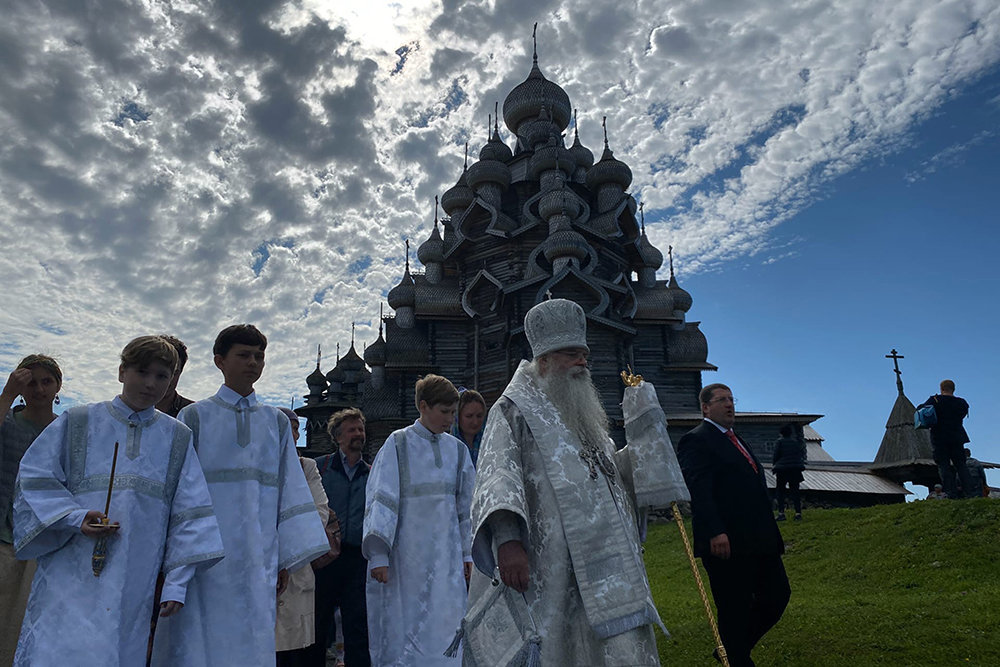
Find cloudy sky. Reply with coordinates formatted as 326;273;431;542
2;0;998;488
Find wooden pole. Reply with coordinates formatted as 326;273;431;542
671;501;729;667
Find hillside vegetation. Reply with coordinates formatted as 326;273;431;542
645;499;1000;666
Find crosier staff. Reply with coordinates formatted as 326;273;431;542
619;368;728;667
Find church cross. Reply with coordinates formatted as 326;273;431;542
532;22;538;65
886;348;905;394
602;116;608;149
545;289;553;300
315;344;322;369
404;239;410;272
639;202;645;234
668;245;674;277
351;321;356;347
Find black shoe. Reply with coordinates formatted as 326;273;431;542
776;513;786;521
794;513;802;521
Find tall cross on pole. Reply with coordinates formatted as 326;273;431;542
886;348;905;394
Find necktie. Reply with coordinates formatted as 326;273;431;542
725;429;758;473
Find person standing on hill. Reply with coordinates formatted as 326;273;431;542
918;380;973;499
772;424;806;521
678;383;789;667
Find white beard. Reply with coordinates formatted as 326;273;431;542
530;360;610;449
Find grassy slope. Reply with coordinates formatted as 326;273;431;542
644;499;1000;666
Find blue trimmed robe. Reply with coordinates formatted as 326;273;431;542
151;386;328;666
13;398;224;667
362;420;475;666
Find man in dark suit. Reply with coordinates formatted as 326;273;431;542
918;379;972;499
313;408;372;667
678;383;789;667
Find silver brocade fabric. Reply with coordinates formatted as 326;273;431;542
463;361;667;666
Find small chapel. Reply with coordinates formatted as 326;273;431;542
295;34;913;506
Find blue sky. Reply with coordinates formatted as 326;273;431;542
686;64;1000;490
1;1;998;493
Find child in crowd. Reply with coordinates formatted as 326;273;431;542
151;324;328;667
363;374;475;666
13;336;224;666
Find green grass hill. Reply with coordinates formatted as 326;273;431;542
645;499;1000;666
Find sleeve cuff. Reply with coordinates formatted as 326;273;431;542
488;510;522;547
57;509;89;533
160;564;196;604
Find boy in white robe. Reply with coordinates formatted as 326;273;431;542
151;324;329;667
363;374;476;666
13;336;224;667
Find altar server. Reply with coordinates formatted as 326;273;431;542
13;336;224;667
152;324;328;666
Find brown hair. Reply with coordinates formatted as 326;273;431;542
699;383;731;406
120;336;179;372
159;335;189;371
17;354;63;390
213;324;267;357
940;379;956;393
458;389;486;414
327;408;366;441
415;374;459;409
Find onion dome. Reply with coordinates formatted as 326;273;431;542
568;113;594;170
387;265;416;310
538;187;580;221
306;365;327;394
418;219;445;266
479;114;513;163
325;360;345;385
338;344;368;383
441;143;475;216
542;228;589;263
441;169;474;217
523;106;557;151
364;330;386;367
636;206;663;270
529;132;575;180
586;117;632;191
665;244;692;312
637;233;663;270
667;273;692;313
586;144;633;191
466;156;511;190
364;306;387;367
502;38;571;134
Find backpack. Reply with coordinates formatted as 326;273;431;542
914;397;937;429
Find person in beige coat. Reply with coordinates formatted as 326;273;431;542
276;408;341;666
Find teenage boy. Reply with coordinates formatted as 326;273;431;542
152;324;328;666
363;374;476;665
13;336;224;667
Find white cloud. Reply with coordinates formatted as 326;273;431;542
1;0;998;406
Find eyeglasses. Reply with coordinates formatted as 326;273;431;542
708;396;737;405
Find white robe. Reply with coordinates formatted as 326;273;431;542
13;399;224;667
462;364;687;666
363;420;475;666
151;387;329;666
